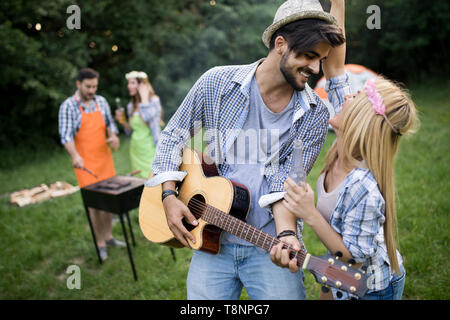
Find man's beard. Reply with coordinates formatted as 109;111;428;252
279;52;307;91
79;91;94;101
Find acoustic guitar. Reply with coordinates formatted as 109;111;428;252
139;148;368;298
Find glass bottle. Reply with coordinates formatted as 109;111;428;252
288;138;306;184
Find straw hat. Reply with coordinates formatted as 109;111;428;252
262;0;338;48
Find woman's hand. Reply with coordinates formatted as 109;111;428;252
282;177;317;224
138;83;150;104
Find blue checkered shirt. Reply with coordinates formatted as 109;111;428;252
325;71;352;114
330;166;403;293
58;92;118;145
147;60;349;196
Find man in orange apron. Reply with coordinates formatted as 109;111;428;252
58;68;125;260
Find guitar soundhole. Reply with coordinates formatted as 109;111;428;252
184;194;206;231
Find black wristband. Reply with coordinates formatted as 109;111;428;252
276;230;297;239
162;189;179;202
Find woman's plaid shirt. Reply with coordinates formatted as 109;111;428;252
330;166;403;292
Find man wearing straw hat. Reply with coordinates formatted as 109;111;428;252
147;0;350;299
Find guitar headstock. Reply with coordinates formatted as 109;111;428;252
305;253;368;298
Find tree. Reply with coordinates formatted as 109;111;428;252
0;0;283;149
1;0;447;151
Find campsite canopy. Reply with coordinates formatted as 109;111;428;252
314;64;378;119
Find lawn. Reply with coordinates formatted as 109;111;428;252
0;80;448;299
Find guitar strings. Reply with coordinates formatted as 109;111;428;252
185;197;307;263
187;197;306;260
184;198;360;292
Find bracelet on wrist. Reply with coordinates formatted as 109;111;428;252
161;189;179;202
276;230;297;239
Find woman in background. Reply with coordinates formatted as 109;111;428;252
115;71;162;178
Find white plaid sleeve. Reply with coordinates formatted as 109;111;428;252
58;99;76;145
325;73;351;114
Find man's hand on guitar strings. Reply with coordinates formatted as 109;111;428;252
270;239;300;273
162;195;198;248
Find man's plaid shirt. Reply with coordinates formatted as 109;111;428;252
58;92;118;145
147;59;349;199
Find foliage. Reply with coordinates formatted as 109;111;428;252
343;0;450;81
0;0;448;150
0;0;282;149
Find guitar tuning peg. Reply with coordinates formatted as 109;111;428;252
334;251;343;259
361;265;368;274
348;258;356;266
321;286;330;293
335;291;343;299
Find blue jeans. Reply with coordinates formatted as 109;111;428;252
362;265;406;300
187;244;305;300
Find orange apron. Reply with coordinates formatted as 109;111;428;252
73;94;116;188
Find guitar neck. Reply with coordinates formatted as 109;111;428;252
203;205;307;267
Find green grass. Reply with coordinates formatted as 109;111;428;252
0;79;448;299
0;138;193;299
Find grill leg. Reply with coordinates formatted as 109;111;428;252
125;212;136;247
84;204;102;265
119;213;138;281
170;248;176;262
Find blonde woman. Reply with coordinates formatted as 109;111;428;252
270;0;419;300
272;77;418;300
115;71;162;178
